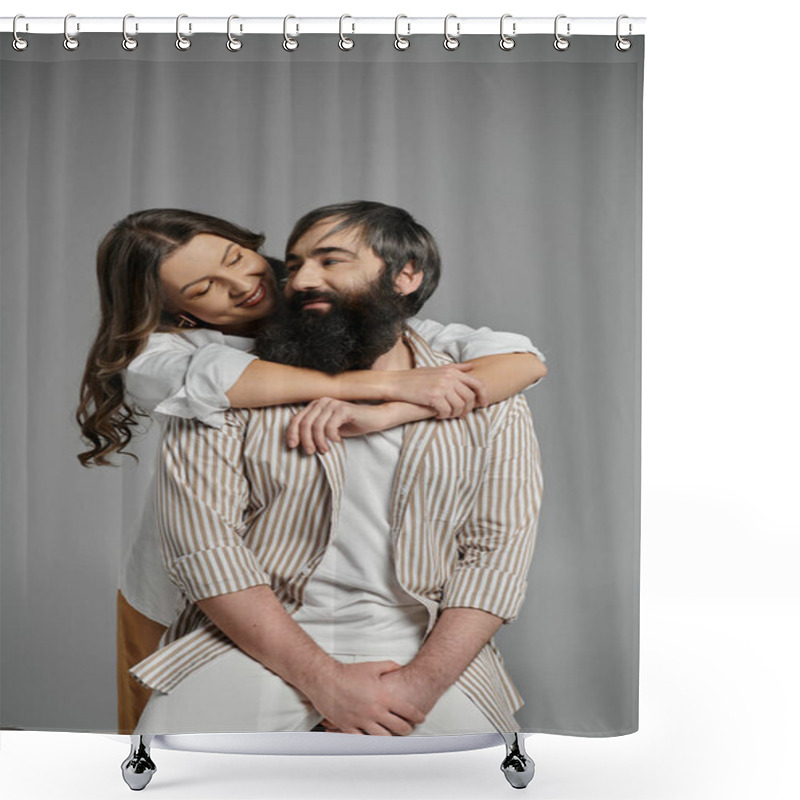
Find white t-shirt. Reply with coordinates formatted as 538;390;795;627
121;318;545;624
292;427;430;657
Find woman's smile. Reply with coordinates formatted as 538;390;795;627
237;280;268;308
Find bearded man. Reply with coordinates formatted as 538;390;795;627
131;201;542;738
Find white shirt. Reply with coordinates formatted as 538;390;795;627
292;427;430;657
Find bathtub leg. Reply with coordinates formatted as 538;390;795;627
500;732;535;789
121;734;157;791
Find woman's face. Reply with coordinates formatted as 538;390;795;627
159;234;278;335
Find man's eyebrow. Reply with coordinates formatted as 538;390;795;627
179;243;235;293
312;246;359;258
284;246;357;266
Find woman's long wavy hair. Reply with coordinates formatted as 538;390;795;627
76;208;272;467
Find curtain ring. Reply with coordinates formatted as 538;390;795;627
283;15;299;51
553;14;570;51
339;15;355;51
12;15;29;51
394;15;410;51
499;14;516;51
615;15;632;51
176;14;191;51
227;15;243;52
122;15;138;51
443;14;460;51
63;13;80;51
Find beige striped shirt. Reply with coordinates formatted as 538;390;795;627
131;326;542;732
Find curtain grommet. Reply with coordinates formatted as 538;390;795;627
63;13;80;51
12;15;29;51
615;15;632;51
443;14;460;51
394;15;410;51
176;14;192;51
553;14;570;51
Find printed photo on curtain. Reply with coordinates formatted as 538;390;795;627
0;21;643;787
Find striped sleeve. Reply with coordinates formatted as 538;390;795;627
440;396;542;623
156;411;272;602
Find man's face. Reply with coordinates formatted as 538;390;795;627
284;218;386;310
254;217;410;374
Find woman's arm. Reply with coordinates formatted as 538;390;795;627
285;354;546;455
286;399;432;454
226;359;489;417
127;331;486;426
128;323;545;428
466;353;547;405
407;317;547;402
229;341;546;415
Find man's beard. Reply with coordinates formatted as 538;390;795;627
254;271;408;374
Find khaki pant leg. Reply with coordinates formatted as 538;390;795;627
117;590;168;734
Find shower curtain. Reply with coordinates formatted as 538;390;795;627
0;29;643;737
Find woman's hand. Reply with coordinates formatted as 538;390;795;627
385;364;488;418
286;398;398;454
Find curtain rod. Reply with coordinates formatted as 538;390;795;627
1;16;646;37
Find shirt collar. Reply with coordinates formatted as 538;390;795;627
401;323;454;368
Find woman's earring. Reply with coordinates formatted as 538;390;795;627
175;313;198;329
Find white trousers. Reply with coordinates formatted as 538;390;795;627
135;647;499;736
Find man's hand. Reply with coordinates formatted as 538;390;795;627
377;664;444;717
306;660;427;736
325;608;506;733
321;664;445;734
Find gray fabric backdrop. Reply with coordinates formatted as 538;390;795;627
0;32;643;735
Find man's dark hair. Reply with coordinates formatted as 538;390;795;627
285;200;441;316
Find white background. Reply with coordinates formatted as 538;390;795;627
2;1;798;798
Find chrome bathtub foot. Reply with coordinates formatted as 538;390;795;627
500;732;535;789
121;734;157;791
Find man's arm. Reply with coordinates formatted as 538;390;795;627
196;585;344;706
375;397;542;718
196;585;425;735
156;414;427;735
370;608;502;717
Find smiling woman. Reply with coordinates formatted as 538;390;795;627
159;234;279;336
75;208;280;466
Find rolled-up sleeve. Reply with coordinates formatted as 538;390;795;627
407;317;546;364
156;411;271;602
440;395;543;623
126;333;258;428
